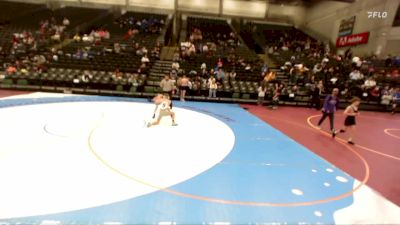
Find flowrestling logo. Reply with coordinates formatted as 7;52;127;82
336;32;370;47
367;11;388;19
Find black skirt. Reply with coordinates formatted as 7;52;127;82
344;116;356;126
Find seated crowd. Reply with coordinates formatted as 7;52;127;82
0;5;399;113
1;9;167;92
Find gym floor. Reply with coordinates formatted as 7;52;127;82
0;91;399;225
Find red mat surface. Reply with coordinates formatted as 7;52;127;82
0;89;31;98
242;104;400;206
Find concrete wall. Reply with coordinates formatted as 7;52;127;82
129;0;174;10
223;0;266;18
304;0;400;57
82;0;124;5
177;0;219;14
267;4;306;26
3;0;305;22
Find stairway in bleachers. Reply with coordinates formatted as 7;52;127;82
144;60;173;93
258;54;278;68
160;47;177;61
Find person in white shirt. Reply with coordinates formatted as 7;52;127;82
349;69;363;81
363;77;376;90
202;45;208;53
160;74;175;96
141;55;150;63
229;70;236;81
82;34;89;42
313;63;322;74
171;62;180;70
208;76;218;98
200;62;206;70
356;60;362;68
257;84;267;105
147;94;177;127
62;17;70;26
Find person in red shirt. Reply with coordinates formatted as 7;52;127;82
217;58;223;68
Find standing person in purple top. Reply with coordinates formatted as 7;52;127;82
317;88;340;138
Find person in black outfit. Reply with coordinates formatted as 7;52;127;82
339;97;361;145
310;81;323;109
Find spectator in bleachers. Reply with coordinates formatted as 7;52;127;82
82;70;93;85
313;63;323;74
349;69;364;81
134;43;142;56
137;63;147;74
208;75;217;98
202;44;208;53
310;80;324;109
200;62;207;71
141;54;150;64
216;68;225;82
160;74;175;97
392;88;400;114
6;65;16;74
62;17;70;26
381;86;392;106
290;64;302;84
129;74;140;87
271;84;283;110
268;46;274;55
171;61;180;71
104;29;110;39
114;43;121;54
281;44;289;51
261;63;268;74
187;43;196;56
385;55;392;68
173;50;180;62
192;74;203;96
142;46;148;55
257;84;267;105
82;34;93;43
73;33;81;42
362;77;376;91
344;48;352;60
228;70;236;81
245;63;252;71
393;56;400;67
52;53;58;62
151;46;160;59
216;58;223;68
365;86;379;102
112;68;123;80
